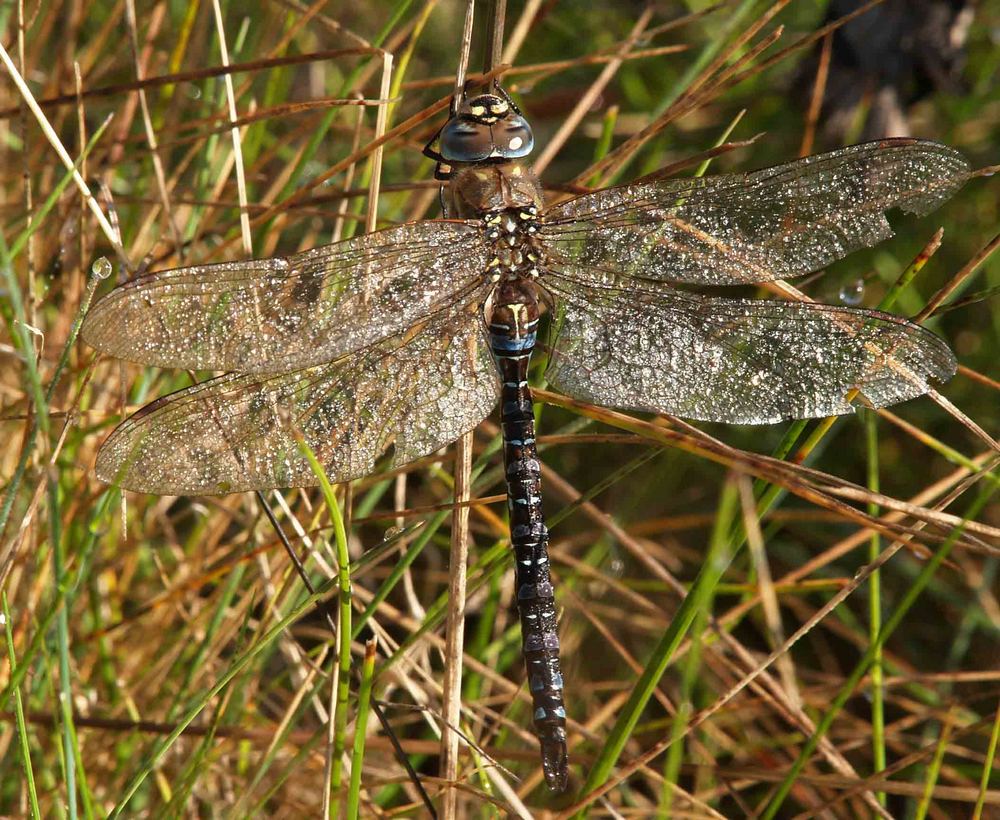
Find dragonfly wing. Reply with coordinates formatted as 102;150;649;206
96;303;498;495
544;273;956;424
82;220;488;373
541;139;970;286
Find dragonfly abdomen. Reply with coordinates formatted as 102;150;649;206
487;283;568;791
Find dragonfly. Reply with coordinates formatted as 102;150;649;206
82;85;972;791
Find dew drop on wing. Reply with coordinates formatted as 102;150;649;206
839;278;865;305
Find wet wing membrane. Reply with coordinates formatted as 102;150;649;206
83;220;489;374
96;304;498;495
544;273;956;424
541;139;970;287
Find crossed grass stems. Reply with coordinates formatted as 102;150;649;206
4;3;995;810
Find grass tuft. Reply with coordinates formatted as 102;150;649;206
1;1;997;816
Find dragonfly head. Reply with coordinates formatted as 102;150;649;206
424;87;534;175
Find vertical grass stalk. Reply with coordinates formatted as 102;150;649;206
297;436;352;815
972;704;1000;819
577;476;739;810
759;483;996;819
864;409;886;805
3;593;41;819
347;639;379;819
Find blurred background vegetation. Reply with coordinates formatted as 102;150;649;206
1;0;997;816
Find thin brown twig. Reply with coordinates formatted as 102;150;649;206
442;5;477;814
915;230;1000;323
799;31;832;157
0;47;385;120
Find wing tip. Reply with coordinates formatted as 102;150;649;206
894;140;973;217
930;335;959;384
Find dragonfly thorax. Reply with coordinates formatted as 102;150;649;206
447;162;543;217
484;207;544;283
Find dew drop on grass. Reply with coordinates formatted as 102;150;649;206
91;257;112;280
839;278;865;305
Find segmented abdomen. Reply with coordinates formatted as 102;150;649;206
488;300;568;791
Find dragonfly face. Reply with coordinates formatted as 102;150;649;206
82;78;974;792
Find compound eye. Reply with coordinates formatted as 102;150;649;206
498;115;534;158
439;120;494;162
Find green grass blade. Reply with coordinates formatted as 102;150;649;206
107;576;339;817
758;482;997;819
296;434;352;814
914;712;954;820
864;408;886;805
347;639;378;819
972;704;1000;819
3;592;42;819
576;476;739;810
49;476;80;820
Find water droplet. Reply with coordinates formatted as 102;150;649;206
383;525;402;542
839;278;864;305
91;257;112;279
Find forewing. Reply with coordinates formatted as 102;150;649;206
96;303;498;495
541;140;970;286
82;220;488;373
544;273;956;424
